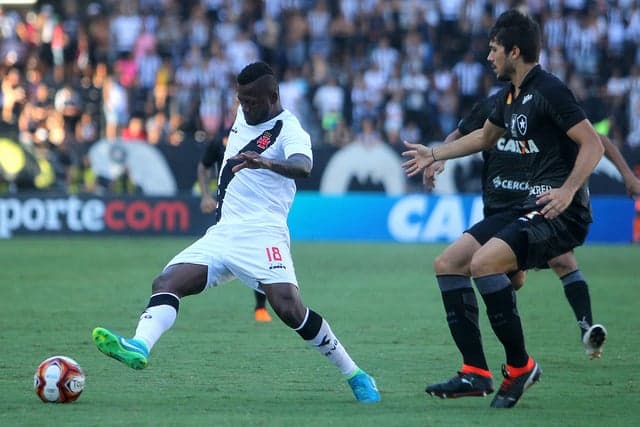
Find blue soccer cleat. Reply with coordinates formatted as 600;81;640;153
348;369;381;403
92;327;149;370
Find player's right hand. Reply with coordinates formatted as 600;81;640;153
230;151;271;173
423;160;446;190
200;194;217;214
536;187;573;219
402;141;435;177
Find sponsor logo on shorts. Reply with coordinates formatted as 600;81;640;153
269;263;287;270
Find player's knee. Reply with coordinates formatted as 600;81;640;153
469;254;492;277
264;285;305;328
548;257;577;277
270;301;303;328
151;274;175;294
433;254;447;274
433;253;468;275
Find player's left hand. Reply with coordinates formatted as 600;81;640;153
536;187;573;219
625;176;640;199
402;141;435;177
423;160;446;190
231;151;272;173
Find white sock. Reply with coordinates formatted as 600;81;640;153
305;319;358;376
133;294;178;351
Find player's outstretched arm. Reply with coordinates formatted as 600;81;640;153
422;128;462;189
402;121;501;177
231;152;312;179
600;134;640;198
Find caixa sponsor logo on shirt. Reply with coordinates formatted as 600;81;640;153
0;197;190;238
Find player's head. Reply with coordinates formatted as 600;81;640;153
236;61;281;125
487;10;541;81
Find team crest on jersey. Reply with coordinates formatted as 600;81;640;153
517;114;527;135
257;132;272;149
251;120;283;151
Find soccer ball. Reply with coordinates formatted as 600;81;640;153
34;356;85;403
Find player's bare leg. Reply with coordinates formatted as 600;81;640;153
263;282;380;402
433;233;480;276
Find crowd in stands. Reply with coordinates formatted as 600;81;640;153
0;0;639;194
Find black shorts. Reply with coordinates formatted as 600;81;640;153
466;209;589;270
466;209;520;246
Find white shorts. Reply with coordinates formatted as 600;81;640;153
164;222;298;292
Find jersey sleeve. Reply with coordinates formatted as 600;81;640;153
488;88;509;128
459;94;497;135
282;125;313;162
539;79;586;132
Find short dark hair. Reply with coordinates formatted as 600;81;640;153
237;61;275;85
489;10;541;63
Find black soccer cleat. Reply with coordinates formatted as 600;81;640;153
426;372;494;399
490;360;541;408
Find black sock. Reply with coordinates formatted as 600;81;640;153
438;275;489;370
254;290;267;310
561;270;592;336
475;274;528;368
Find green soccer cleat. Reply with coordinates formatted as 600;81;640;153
92;327;149;370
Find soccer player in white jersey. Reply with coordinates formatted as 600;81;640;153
92;62;380;403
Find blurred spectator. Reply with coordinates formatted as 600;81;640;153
110;3;142;59
0;0;637;195
313;75;345;133
122;115;147;141
452;50;484;116
102;72;128;139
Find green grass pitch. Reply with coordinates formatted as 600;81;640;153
1;237;638;426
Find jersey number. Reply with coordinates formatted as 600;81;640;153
266;247;282;262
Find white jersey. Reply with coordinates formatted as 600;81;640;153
216;108;312;227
